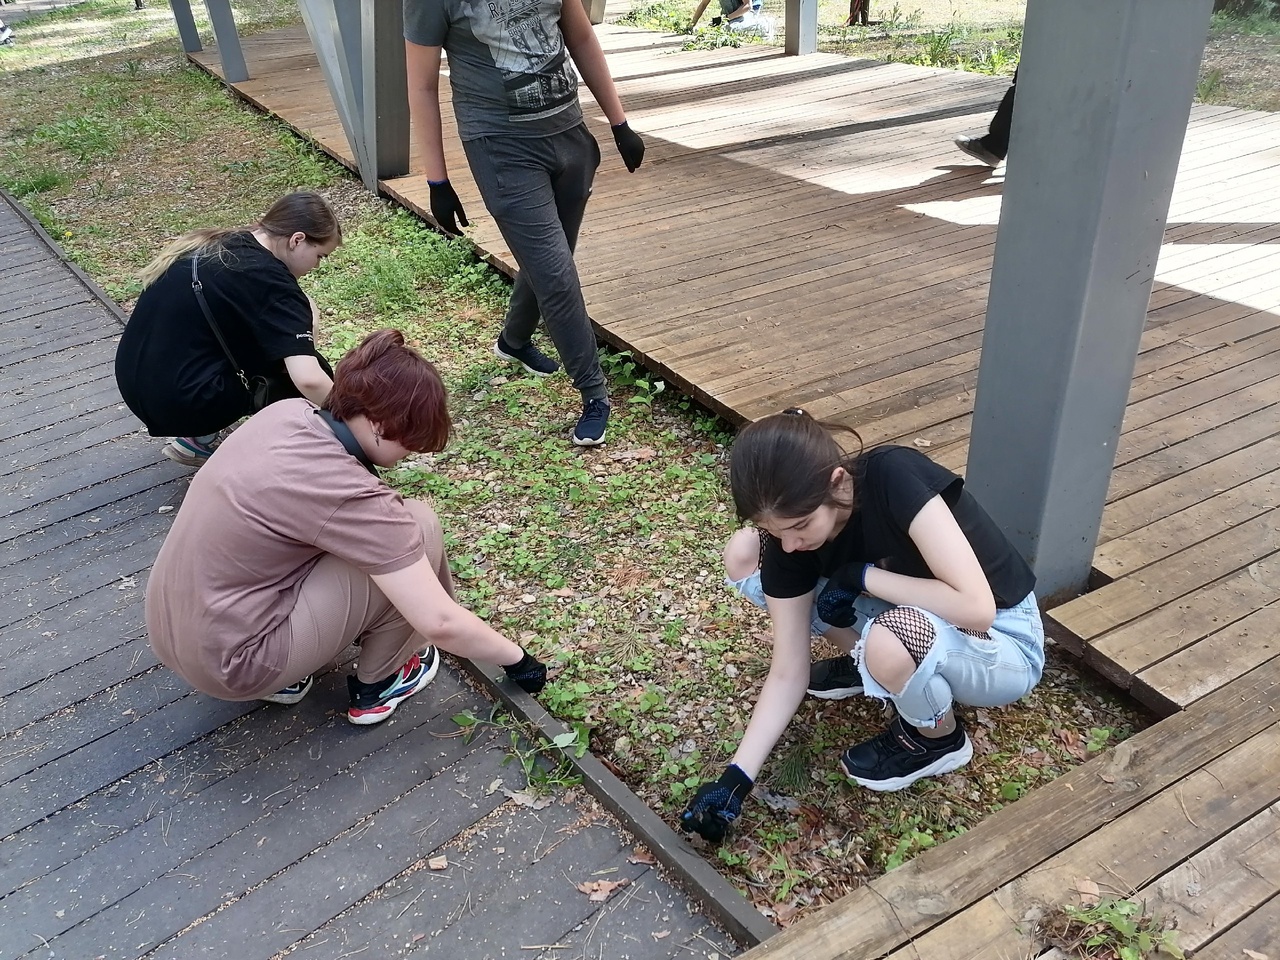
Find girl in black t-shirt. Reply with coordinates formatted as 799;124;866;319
114;192;341;468
681;409;1045;842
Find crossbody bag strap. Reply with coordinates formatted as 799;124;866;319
191;256;252;395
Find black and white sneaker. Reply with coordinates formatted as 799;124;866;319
953;134;1003;167
572;397;610;446
807;656;863;700
840;716;972;791
494;334;560;377
261;674;314;706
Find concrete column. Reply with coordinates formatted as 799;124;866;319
203;0;247;82
362;0;410;184
966;0;1214;602
784;0;818;54
167;0;201;53
783;0;814;55
581;0;607;25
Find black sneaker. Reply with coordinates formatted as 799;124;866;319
347;647;439;725
261;674;314;705
572;397;610;447
494;334;560;377
840;716;972;792
953;134;1003;167
807;656;863;699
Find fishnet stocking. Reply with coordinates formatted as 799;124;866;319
875;607;937;666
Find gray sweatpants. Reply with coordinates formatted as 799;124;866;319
462;123;607;401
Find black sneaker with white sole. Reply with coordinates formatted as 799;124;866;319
261;674;314;705
494;334;560;377
953;134;1004;167
572;397;610;446
840;716;972;791
807;656;863;699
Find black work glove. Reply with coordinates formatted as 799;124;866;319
503;649;548;694
815;562;873;629
427;179;469;236
680;764;752;842
710;15;723;25
611;121;645;173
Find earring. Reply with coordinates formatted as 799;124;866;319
374;432;382;445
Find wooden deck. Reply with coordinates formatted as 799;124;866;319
191;24;1280;724
184;21;1280;956
0;191;740;959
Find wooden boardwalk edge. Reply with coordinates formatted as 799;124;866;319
738;654;1280;959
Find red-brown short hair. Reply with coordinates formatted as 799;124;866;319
324;329;451;452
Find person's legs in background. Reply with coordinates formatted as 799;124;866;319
954;67;1017;166
464;126;611;446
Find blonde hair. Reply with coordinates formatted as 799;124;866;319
138;192;341;289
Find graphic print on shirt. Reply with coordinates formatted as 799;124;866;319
463;0;578;121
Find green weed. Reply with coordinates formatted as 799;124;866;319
1040;897;1185;960
453;708;587;793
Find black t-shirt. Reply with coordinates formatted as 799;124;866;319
760;445;1035;608
115;233;316;436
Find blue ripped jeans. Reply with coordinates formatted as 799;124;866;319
727;572;1045;727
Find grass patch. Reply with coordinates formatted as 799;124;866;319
2;0;1156;924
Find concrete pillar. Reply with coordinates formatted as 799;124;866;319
168;0;201;53
784;0;818;54
203;0;247;82
966;0;1215;602
361;0;410;184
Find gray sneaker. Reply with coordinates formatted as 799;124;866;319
953;134;1003;167
807;656;863;700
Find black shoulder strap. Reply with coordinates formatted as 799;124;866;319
191;256;252;396
314;408;377;475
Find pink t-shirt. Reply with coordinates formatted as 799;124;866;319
146;399;425;697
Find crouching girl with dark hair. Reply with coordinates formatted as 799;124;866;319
146;329;547;725
680;408;1044;841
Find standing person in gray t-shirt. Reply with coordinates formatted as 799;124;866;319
405;0;645;447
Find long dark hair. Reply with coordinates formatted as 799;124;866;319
729;409;863;521
138;192;341;288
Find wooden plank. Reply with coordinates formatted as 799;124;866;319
877;720;1280;960
1087;555;1280;688
0;440;171;518
1134;600;1280;710
0;461;186;547
0;664;191;786
1095;468;1280;576
1098;434;1280;547
1189;891;1280;959
0;693;253;839
0;636;160;734
0;667;356;899
737;657;1280;960
1050;511;1279;643
85;732;509;960
0;671;477;947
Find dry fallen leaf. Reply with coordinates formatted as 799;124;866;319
428;855;448;870
627;846;657;865
503;787;555;810
911;437;933;448
576;878;630;902
651;930;670;940
1242;950;1269;959
1074;877;1101;907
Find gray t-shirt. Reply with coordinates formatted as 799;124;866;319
404;0;585;141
